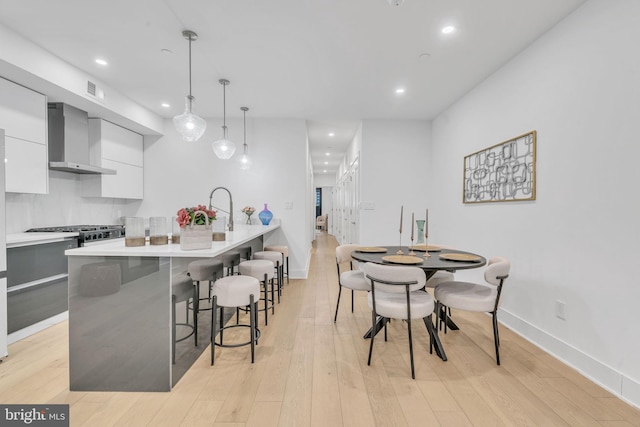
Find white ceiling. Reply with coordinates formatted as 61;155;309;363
0;0;585;176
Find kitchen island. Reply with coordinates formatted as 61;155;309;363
65;222;280;392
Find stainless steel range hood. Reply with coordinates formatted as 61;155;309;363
48;103;116;175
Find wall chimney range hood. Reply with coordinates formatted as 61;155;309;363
48;103;116;175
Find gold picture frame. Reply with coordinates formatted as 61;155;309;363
463;130;536;204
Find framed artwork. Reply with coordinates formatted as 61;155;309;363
463;130;536;204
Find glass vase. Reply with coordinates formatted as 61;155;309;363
416;220;425;244
258;203;273;225
246;213;253;225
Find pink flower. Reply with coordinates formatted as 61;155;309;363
176;205;217;228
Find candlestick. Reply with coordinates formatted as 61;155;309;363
397;205;404;255
409;212;415;255
411;212;414;241
424;209;431;258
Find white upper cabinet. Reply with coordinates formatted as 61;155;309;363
0;76;48;194
82;118;144;199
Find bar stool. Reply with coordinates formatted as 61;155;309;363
187;259;224;346
264;245;289;284
220;251;241;276
211;275;261;365
239;260;276;325
253;251;283;303
172;275;197;364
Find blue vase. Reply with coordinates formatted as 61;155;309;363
258;203;273;225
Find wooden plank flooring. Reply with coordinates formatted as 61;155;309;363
1;232;639;426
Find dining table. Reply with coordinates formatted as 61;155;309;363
351;245;486;361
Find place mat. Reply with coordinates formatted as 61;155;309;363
409;244;442;252
356;246;388;253
439;253;482;262
382;255;424;265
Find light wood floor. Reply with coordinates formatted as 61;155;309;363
1;232;639;426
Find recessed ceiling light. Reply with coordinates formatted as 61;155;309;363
328;132;335;137
324;161;328;165
95;58;108;66
395;88;406;95
325;152;330;156
442;26;455;34
161;103;170;108
323;170;327;173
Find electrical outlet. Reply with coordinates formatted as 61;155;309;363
555;300;566;320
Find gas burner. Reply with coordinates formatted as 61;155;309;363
26;225;126;245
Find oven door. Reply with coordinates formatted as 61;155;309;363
7;238;78;339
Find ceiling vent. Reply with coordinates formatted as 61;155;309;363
87;80;105;100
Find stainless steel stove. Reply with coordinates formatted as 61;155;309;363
26;225;125;246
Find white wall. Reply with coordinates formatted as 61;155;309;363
136;117;311;278
5;171;138;233
359;119;431;246
430;0;640;407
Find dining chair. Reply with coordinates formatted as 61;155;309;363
334;244;370;322
364;262;437;379
434;256;511;365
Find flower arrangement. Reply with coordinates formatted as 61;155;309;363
176;205;216;228
241;206;256;216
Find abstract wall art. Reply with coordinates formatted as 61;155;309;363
463;130;536;204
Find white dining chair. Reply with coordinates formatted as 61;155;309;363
434;256;511;365
364;262;437;379
334;244;370;322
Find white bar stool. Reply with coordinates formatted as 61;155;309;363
264;245;289;284
211;275;261;365
239;259;276;325
253;251;283;303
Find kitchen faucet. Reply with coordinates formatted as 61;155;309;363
208;186;234;231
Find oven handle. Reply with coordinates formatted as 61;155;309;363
7;273;68;293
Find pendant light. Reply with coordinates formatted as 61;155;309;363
212;79;236;159
238;107;252;170
173;30;207;142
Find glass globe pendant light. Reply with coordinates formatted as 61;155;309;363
212;79;236;159
238;107;252;170
173;30;207;142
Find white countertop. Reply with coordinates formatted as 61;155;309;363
7;232;80;248
65;223;280;257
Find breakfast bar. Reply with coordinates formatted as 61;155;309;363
65;223;280;392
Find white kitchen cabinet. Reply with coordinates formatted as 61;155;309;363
0;77;48;194
0;77;47;144
82;118;144;199
4;136;48;194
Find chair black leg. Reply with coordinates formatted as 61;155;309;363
492;312;501;365
270;277;275;314
250;294;256;363
367;309;376;366
407;317;415;379
211;296;217;365
254;300;260;345
286;257;290;284
334;286;343;322
351;289;355;312
219;305;225;344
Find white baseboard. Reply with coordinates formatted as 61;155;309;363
499;308;640;409
7;312;68;345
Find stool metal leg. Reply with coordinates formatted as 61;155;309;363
172;294;177;364
211;295;217;365
250;294;256;363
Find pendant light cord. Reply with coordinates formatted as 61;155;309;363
243;108;248;154
188;35;193;99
